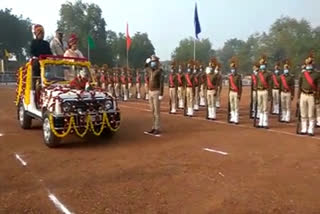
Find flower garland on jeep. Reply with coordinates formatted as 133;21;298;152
49;112;120;138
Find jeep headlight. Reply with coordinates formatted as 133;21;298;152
105;100;113;110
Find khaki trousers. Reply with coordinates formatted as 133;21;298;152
280;92;291;113
194;86;199;107
121;84;128;99
149;90;161;130
169;88;177;109
144;83;149;98
229;91;239;112
177;86;185;107
128;83;132;97
252;90;257;111
136;83;141;96
108;84;113;94
300;92;315;120
200;84;207;105
114;83;120;98
272;89;279;106
257;90;268;114
207;89;216;108
186;87;193;108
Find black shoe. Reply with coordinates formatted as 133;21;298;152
147;129;156;134
308;133;314;136
153;130;161;135
264;126;269;129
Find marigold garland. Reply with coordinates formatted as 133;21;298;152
49;112;120;138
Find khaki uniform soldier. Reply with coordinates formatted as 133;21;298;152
113;69;120;98
145;55;164;136
135;69;142;99
216;69;223;108
185;62;194;116
193;65;202;111
127;69;133;98
228;58;242;124
144;59;150;100
250;64;259;118
199;67;207;107
168;63;178;114
298;55;320;136
120;68;128;101
206;58;219;120
271;63;281;114
177;65;185;109
107;69;114;95
279;61;295;123
100;66;107;90
256;56;272;128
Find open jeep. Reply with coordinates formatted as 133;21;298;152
16;55;120;148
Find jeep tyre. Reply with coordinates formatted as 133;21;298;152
43;112;61;148
18;103;32;129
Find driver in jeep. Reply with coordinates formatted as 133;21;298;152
70;69;92;91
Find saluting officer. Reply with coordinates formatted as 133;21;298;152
228;58;242;124
298;54;320;136
279;60;295;123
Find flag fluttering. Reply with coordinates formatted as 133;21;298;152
126;23;132;51
88;36;95;49
194;3;201;39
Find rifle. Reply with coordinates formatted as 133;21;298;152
253;90;258;127
296;100;301;134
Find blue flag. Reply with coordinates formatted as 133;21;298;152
194;3;201;39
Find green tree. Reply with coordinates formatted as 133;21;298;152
0;9;32;62
57;0;111;65
171;37;215;64
129;32;155;68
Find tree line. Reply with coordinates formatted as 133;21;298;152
0;0;155;68
172;16;320;76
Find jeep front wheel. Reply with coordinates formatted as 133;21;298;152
43;113;61;148
18;103;32;129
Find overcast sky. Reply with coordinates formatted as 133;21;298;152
2;0;320;60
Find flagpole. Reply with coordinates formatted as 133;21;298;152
193;38;196;61
126;48;129;69
88;40;90;61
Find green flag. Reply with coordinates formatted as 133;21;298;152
88;36;95;49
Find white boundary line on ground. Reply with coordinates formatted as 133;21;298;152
14;153;27;166
12;154;74;213
48;193;73;214
120;104;320;141
203;148;229;155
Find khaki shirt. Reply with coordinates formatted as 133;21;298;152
279;74;295;96
147;67;164;95
228;73;242;97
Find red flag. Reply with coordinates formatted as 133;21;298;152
126;23;132;51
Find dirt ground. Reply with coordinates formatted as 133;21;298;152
1;86;320;214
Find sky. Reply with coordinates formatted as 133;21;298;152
2;0;320;60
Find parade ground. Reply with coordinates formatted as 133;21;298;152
1;86;320;214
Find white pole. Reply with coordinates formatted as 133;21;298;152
193;38;196;61
88;40;90;61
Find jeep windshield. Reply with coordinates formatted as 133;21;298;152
44;64;92;83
